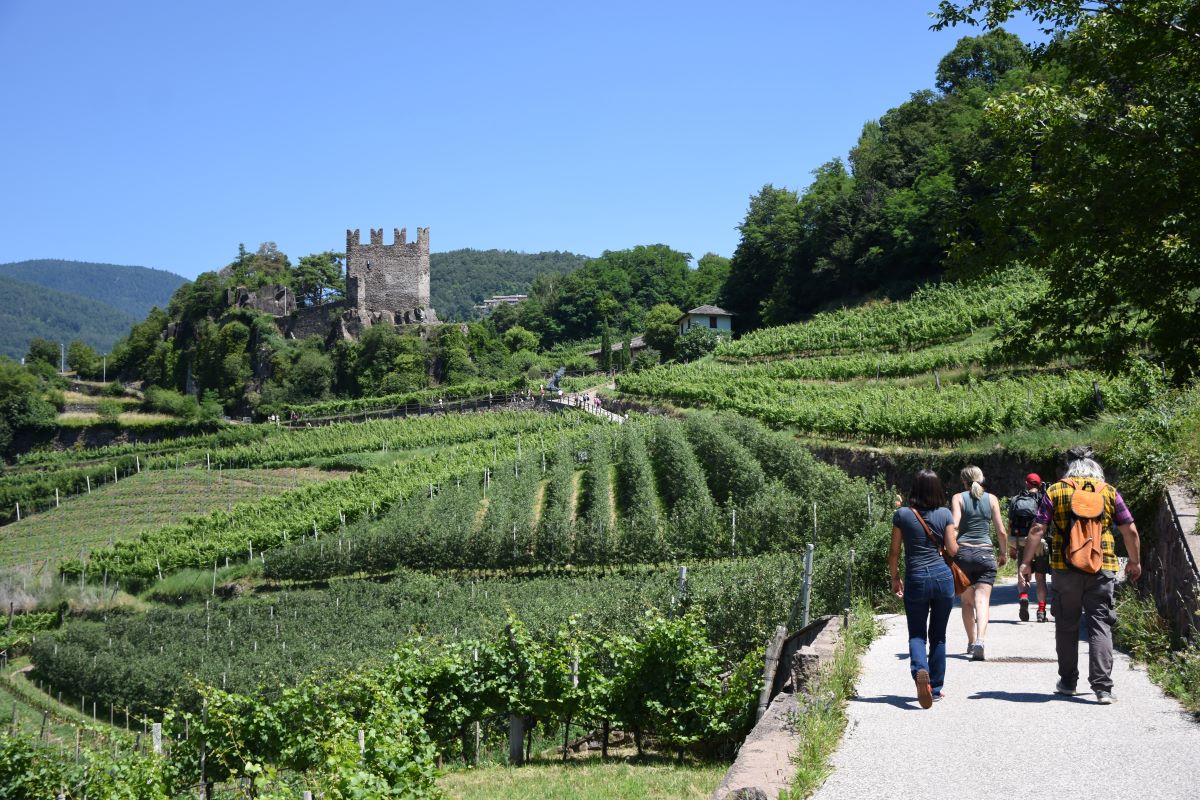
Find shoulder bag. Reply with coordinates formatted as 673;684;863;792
910;507;971;595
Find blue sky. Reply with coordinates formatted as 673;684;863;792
0;1;1041;280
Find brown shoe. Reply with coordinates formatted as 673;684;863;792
916;669;933;709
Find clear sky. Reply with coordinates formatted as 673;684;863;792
0;1;1041;280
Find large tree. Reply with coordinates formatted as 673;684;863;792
934;0;1200;378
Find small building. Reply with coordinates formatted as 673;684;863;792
676;305;733;335
476;294;528;315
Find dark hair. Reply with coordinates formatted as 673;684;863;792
909;469;946;510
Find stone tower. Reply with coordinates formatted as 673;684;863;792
345;226;437;324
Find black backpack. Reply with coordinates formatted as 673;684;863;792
1012;491;1041;534
1010;490;1039;534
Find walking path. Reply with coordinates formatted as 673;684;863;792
814;581;1200;799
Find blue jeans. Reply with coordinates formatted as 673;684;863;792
904;565;955;694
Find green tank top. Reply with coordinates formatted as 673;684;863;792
958;491;994;546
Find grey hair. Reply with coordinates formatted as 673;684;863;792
1066;458;1105;481
961;465;985;500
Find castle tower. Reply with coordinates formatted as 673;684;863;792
345;226;436;324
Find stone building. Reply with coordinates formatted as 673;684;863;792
345;227;438;326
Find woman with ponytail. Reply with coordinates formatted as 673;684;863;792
949;465;1008;661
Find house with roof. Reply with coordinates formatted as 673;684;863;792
676;305;733;335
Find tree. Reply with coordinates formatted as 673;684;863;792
0;358;56;455
599;326;613;372
677;327;728;362
66;340;101;378
643;304;683;360
502;325;540;353
291;252;345;307
25;338;59;369
688;254;730;308
934;0;1200;379
934;28;1029;93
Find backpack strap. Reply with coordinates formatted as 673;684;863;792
910;507;944;551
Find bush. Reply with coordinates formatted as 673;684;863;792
95;398;123;424
143;386;200;420
102;381;125;397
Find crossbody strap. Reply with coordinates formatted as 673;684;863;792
909;507;944;552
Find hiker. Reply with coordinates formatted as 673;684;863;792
889;469;957;708
1020;449;1142;704
1010;473;1049;622
949;465;1008;661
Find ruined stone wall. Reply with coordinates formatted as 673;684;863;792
285;302;347;340
345;226;435;324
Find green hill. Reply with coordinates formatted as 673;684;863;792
0;259;187;320
0;275;138;360
430;249;589;320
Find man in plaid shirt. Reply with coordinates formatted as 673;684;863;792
1019;449;1142;704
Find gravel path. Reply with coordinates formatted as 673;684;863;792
814;581;1200;799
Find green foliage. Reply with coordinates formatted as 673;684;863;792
717;266;1043;360
934;1;1200;380
291;250;345;306
689;254;731;309
0;276;141;362
620;364;1152;443
502;325;540;353
0;735;170;800
676;327;727;361
95;398;123;424
0;259;186;320
25;337;60;367
643;303;682;360
0;357;57;456
1114;586;1200;714
429;249;590;321
66;339;101;378
142;387;201;420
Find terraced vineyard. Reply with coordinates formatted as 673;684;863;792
0;468;344;570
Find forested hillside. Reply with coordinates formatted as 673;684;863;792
0;260;187;319
429;248;590;320
0;275;138;359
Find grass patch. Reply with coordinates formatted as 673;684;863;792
439;757;725;800
1114;587;1200;714
780;602;881;799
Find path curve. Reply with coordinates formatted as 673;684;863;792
814;582;1200;799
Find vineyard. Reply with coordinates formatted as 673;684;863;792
714;266;1044;360
2;407;892;797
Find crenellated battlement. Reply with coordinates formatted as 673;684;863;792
344;224;436;324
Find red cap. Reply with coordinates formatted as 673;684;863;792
1025;473;1042;486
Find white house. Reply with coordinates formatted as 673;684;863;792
676;305;733;335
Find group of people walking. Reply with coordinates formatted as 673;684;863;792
888;449;1142;709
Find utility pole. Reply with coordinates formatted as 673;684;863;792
60;342;65;374
102;354;106;383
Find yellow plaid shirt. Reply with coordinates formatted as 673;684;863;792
1043;479;1120;572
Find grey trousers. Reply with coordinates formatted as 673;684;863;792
1051;569;1117;692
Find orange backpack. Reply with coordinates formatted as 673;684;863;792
1061;479;1106;573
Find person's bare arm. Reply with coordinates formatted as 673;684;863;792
1020;522;1047;581
889;526;904;596
944;520;960;558
1119;522;1142;582
990;494;1008;564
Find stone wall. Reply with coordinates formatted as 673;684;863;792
345;227;437;324
1144;486;1200;640
285;302;346;341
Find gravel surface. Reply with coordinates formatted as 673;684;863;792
814;581;1200;799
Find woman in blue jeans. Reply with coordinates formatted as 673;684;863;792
889;469;957;708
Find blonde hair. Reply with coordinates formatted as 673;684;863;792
961;465;985;500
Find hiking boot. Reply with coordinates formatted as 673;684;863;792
971;642;985;662
1055;680;1078;696
1095;690;1115;705
915;669;933;709
1019;597;1030;622
1036;608;1047;623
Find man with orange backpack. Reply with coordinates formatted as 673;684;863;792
1019;448;1142;704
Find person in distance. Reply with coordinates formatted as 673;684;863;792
1009;473;1050;622
950;465;1008;662
889;469;957;708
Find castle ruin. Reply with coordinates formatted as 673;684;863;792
345;227;438;326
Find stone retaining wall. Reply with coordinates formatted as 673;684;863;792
1145;486;1200;641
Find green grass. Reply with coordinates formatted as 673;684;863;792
1114;588;1200;714
0;467;345;570
1;657;132;752
780;603;880;799
439;758;725;800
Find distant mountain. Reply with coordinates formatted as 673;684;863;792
0;259;187;319
0;275;139;360
430;249;590;320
